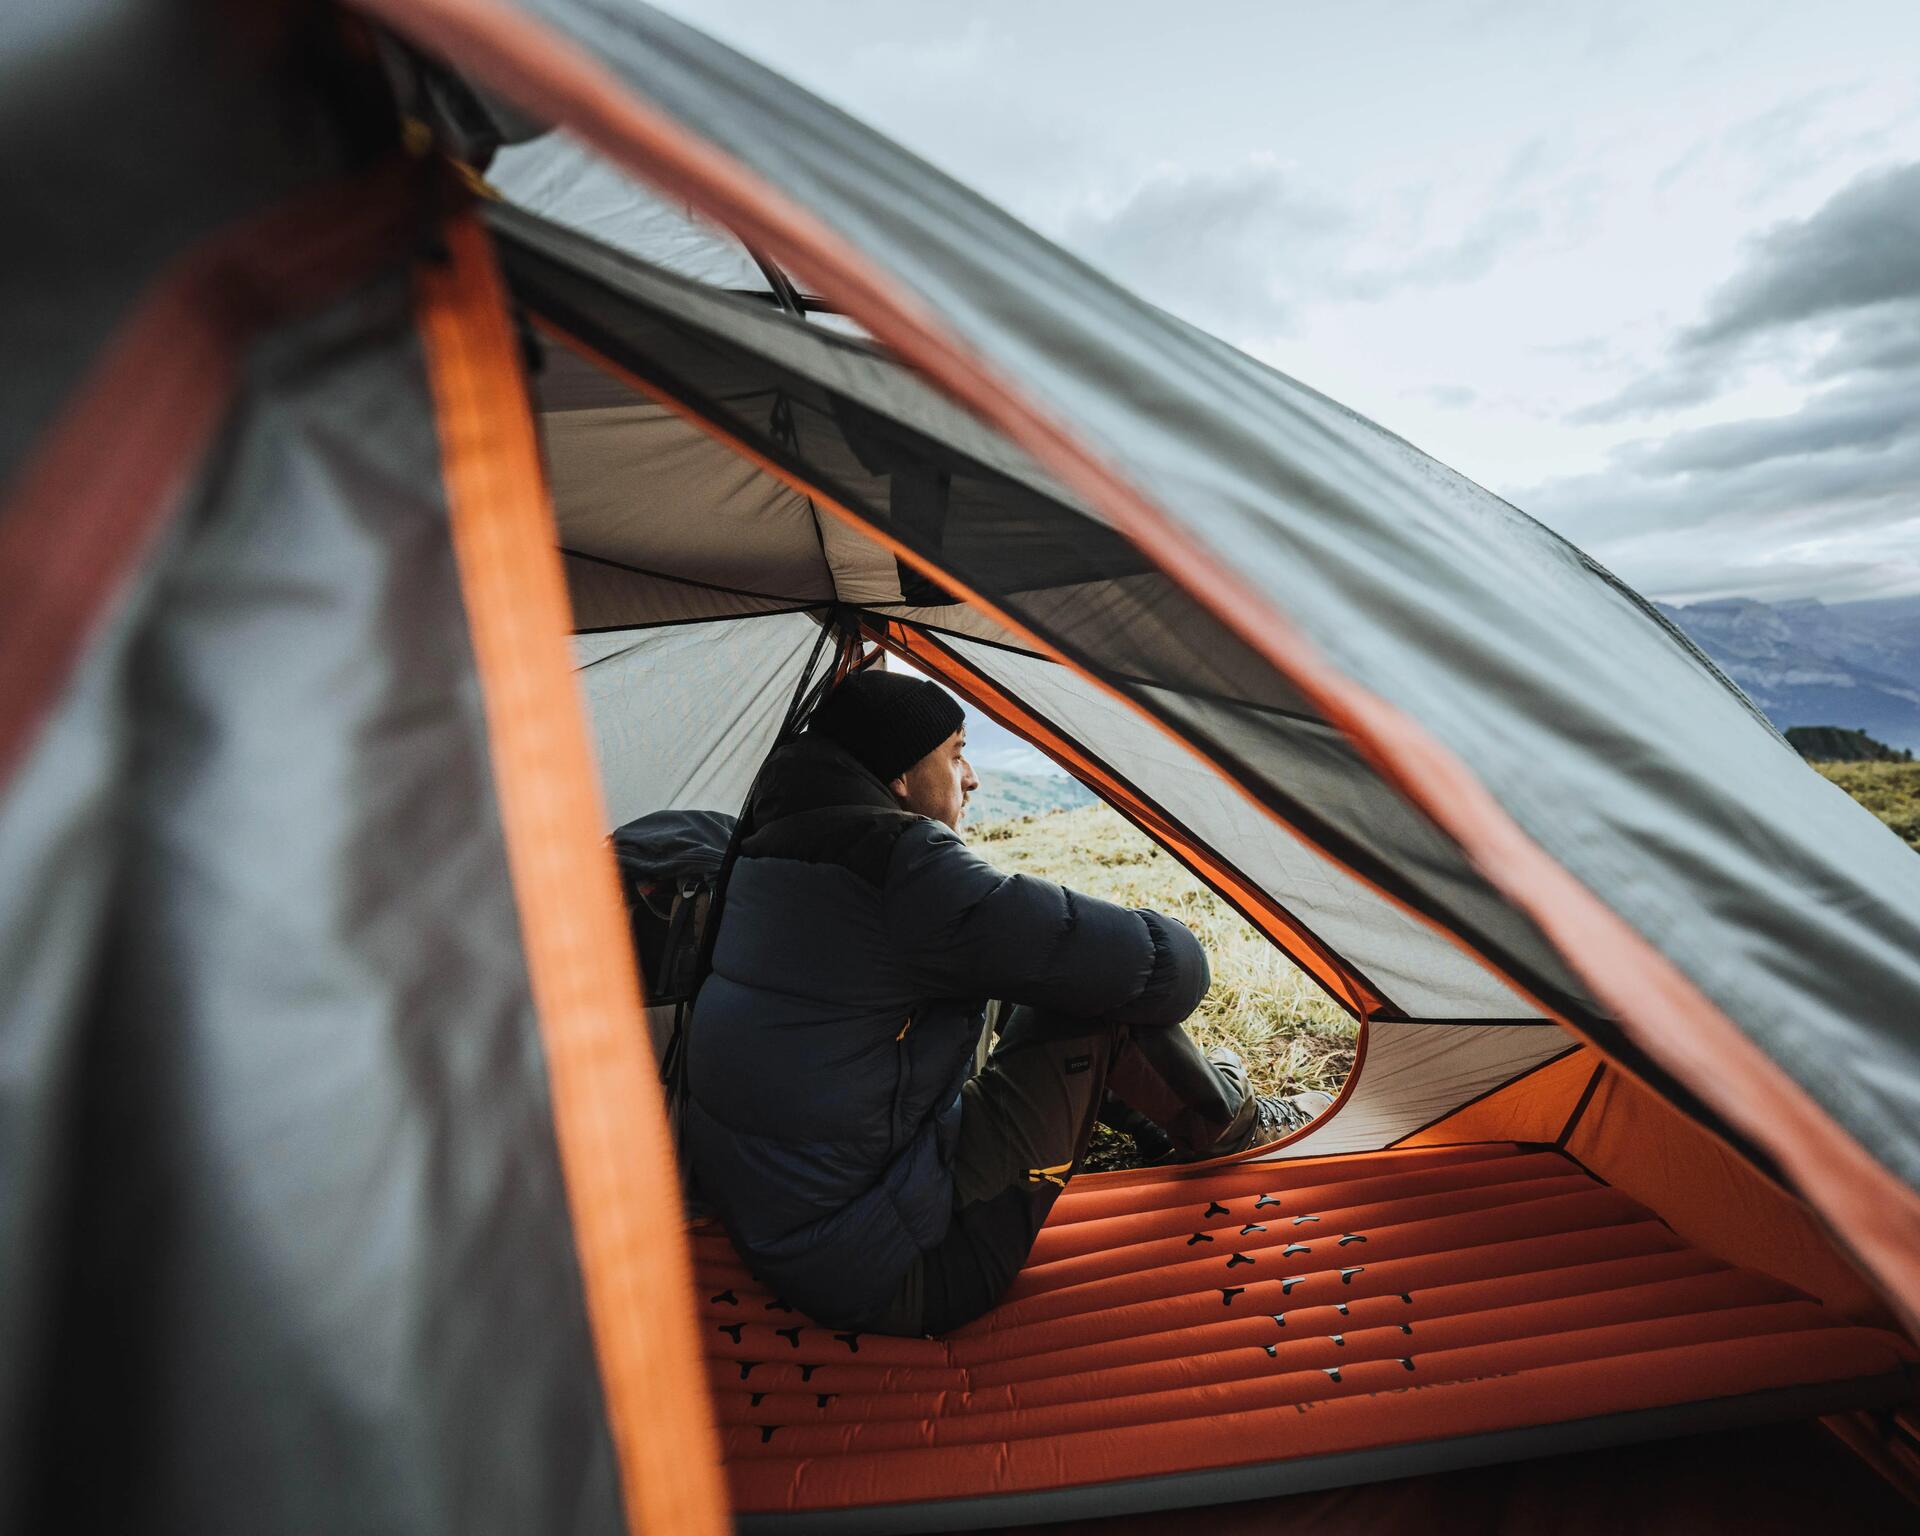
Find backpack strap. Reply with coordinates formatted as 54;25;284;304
660;613;857;1146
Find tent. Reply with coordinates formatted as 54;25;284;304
4;2;1916;1531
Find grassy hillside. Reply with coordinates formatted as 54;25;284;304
1787;726;1912;763
972;804;1357;1103
1810;760;1920;851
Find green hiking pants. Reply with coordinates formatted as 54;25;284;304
871;1004;1244;1336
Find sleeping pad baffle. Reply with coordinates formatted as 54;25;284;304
688;1142;1915;1530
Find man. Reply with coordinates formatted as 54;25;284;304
684;669;1308;1336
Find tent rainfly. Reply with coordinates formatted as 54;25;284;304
4;2;1917;1533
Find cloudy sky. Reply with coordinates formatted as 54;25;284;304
657;0;1920;605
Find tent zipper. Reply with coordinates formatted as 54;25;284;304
890;1012;915;1148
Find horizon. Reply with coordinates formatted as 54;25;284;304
1659;590;1920;610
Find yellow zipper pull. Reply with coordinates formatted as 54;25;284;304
895;1012;915;1041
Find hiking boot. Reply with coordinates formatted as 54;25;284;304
1204;1046;1328;1155
1107;1029;1333;1164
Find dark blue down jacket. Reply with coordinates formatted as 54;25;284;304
684;733;1204;1328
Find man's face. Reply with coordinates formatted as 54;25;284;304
888;728;979;830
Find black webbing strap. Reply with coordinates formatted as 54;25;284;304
659;609;861;1151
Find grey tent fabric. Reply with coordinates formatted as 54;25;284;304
574;610;826;825
507;206;1103;516
505;207;1608;1035
0;515;186;1522
7;270;623;1535
573;610;833;1068
493;128;770;292
1273;1025;1576;1159
563;548;818;629
892;638;1585;1159
933;634;1541;1023
545;399;827;599
475;0;1920;1203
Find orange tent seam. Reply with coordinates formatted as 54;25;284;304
416;207;729;1536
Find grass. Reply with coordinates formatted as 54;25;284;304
1810;760;1920;852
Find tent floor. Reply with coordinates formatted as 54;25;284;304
1005;1415;1920;1535
690;1142;1915;1532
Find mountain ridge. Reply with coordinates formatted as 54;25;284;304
1655;593;1920;753
967;770;1095;827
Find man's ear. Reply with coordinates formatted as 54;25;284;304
886;774;911;803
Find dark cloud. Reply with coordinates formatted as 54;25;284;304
1535;428;1919;544
1582;518;1920;605
1059;161;1351;334
1347;204;1543;296
1534;334;1614;369
1061;161;1545;337
1566;362;1723;424
1811;302;1920;378
1522;364;1920;599
1621;377;1917;475
1684;161;1920;349
1531;156;1920;600
1571;159;1920;424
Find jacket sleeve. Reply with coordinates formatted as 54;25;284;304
883;822;1209;1023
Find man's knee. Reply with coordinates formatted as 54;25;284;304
1108;911;1210;1029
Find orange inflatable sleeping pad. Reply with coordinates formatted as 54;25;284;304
690;1142;1915;1531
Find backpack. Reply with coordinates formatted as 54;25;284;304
611;809;736;1008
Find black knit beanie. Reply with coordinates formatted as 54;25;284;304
808;670;966;784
